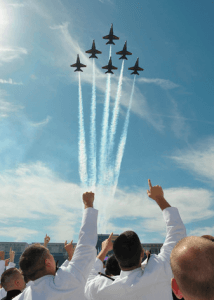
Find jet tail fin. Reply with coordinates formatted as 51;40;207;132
106;40;115;45
131;71;139;75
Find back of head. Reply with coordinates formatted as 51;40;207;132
170;236;214;300
105;254;121;276
19;244;49;281
113;231;142;269
1;268;22;292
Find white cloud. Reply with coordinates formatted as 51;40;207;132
170;137;214;182
0;99;23;117
138;78;179;90
0;78;23;85
8;3;25;8
30;116;52;127
0;47;27;63
188;226;214;237
0;227;38;242
0;162;213;242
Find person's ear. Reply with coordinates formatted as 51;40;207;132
171;278;184;299
45;258;51;268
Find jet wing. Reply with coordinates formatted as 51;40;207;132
95;50;102;54
128;67;135;70
112;35;119;40
137;67;144;71
80;63;87;68
116;50;123;55
103;35;110;40
126;51;132;55
102;65;109;69
85;49;93;54
111;66;118;70
70;63;77;67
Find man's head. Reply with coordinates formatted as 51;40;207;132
19;244;56;281
170;236;214;300
105;254;121;276
1;268;26;292
113;231;144;270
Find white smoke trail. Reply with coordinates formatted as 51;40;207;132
109;45;112;58
112;76;136;196
89;59;96;188
78;72;88;187
108;60;125;162
99;73;111;185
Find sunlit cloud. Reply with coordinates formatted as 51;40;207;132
30;116;52;127
0;78;23;85
138;77;179;90
0;47;28;63
189;226;214;237
0;162;213;242
170;137;214;183
7;3;25;8
0;227;38;242
0;99;23;117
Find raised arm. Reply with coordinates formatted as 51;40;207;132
147;179;186;264
53;191;98;289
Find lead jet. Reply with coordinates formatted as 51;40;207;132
102;57;118;74
85;40;102;59
128;58;144;75
70;54;86;72
103;24;119;45
116;41;132;60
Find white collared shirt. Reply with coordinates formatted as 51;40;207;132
14;207;98;300
85;207;187;300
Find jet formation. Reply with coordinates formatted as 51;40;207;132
70;24;144;75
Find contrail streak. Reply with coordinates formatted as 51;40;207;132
99;47;112;185
99;73;111;185
108;60;125;160
78;72;88;187
89;59;96;187
112;76;136;196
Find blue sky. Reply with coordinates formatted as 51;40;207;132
0;0;214;244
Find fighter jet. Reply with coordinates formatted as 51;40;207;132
70;54;86;72
128;58;144;75
103;24;119;45
102;57;118;74
116;41;132;60
85;40;102;59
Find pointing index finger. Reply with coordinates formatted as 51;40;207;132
108;232;113;240
148;179;152;189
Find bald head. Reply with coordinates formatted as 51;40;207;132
170;236;214;300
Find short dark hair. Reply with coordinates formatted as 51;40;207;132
19;244;50;281
1;268;20;291
113;231;142;269
105;254;121;276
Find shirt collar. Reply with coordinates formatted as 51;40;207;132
7;289;22;299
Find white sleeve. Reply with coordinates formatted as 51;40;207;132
6;262;16;270
52;207;98;289
158;207;186;263
0;287;7;300
60;259;69;268
0;261;5;279
85;258;108;299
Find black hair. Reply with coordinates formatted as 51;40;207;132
113;231;142;269
105;254;121;276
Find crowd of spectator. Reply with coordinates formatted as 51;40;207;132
0;179;214;300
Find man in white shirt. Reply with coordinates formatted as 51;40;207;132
0;249;16;300
170;236;214;300
14;191;98;300
85;179;187;300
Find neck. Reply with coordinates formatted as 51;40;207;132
121;263;141;271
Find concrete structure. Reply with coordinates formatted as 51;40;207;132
0;239;163;268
